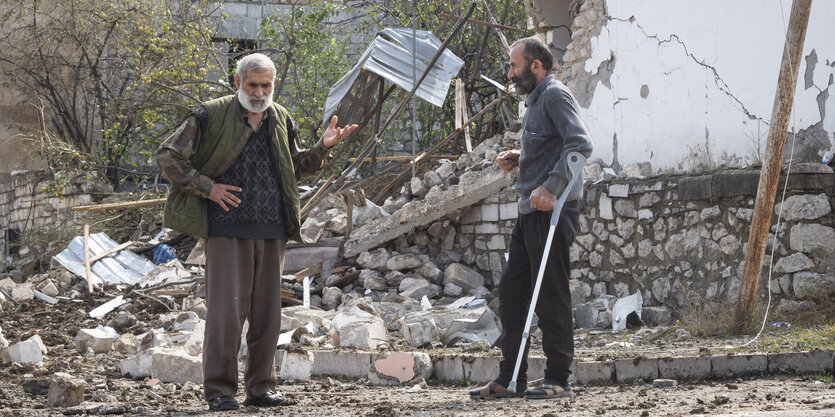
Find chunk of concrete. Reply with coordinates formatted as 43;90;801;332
137;329;172;351
173;311;200;332
106;311;137;332
415;262;442;283
184;320;205;356
399;316;438;347
400;282;441;301
443;263;484;290
573;361;614;385
357;248;391;270
360;269;388;291
332;311;387;349
150;348;203;385
652;378;677;388
368;352;432;386
75;328;114;354
276;349;314;382
120;349;154;379
386;254;423;271
311;351;373;378
47;372;86;407
6;335;47;364
114;334;139;355
711;354;767;378
11;283;35;303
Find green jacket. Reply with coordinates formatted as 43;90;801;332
158;95;327;241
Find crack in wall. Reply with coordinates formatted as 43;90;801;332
606;15;765;123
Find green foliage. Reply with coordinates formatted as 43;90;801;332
0;0;229;185
259;1;354;144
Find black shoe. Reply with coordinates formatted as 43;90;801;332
243;391;286;407
208;395;240;411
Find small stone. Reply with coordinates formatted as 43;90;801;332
386;254;423;271
652;378;677;388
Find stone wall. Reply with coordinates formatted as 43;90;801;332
0;171;96;264
455;165;835;326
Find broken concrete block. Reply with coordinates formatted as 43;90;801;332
624;162;652;178
6;335;47;364
642;306;672;326
0;277;15;292
443;263;484;291
47;372;86;407
386;254;422;271
415;262;442;283
360;269;388;291
150;348;203;385
400;280;441;301
423;171;443;188
436;161;455;180
652;378;677;388
0;327;7;365
322;287;343;309
276;349;314;382
106;311;137;332
332;311;387;349
11;282;35;303
173;311;200;332
368;352;433;386
75;328;115;354
120;349;155;379
443;282;463;297
384;270;406;287
22;374;50;395
293;309;336;337
38;281;59;298
299;217;325;243
356;248;391;270
137;329;172;351
410;176;427;197
398;315;438;347
114;334;139;355
184;321;205;356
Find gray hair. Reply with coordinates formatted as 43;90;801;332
236;53;276;83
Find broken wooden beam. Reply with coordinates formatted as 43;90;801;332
71;198;166;212
89;241;133;263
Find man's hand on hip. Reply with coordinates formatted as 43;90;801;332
209;183;242;212
496;150;520;173
530;186;556;211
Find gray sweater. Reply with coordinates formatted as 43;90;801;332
516;75;593;215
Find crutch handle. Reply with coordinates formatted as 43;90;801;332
549;152;587;226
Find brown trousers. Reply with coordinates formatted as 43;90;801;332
203;237;285;401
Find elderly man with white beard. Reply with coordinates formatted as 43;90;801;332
156;53;357;411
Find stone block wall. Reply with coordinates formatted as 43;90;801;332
0;171;94;263
454;168;835;323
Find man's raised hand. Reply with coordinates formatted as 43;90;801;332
323;115;359;148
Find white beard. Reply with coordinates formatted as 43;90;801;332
237;89;273;113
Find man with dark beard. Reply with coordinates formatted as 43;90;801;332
469;37;593;400
156;53;356;411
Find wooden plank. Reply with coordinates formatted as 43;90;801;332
72;198;166;212
89;241;132;263
83;224;93;293
347;155;458;163
455;79;473;152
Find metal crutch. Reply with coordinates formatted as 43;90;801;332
508;151;587;393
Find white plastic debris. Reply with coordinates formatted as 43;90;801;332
611;290;643;331
89;296;127;319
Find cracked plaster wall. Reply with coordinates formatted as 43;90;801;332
529;0;835;174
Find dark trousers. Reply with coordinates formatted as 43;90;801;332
498;202;579;385
203;237;286;401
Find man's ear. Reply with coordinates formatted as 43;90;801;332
233;74;241;89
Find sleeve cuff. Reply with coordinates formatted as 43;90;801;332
193;174;214;198
542;174;564;197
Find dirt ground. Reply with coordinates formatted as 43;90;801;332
2;293;834;416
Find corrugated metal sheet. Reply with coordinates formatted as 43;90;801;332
322;27;464;125
54;232;155;286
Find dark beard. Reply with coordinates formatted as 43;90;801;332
512;61;538;95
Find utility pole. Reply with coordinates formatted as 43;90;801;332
734;0;813;330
